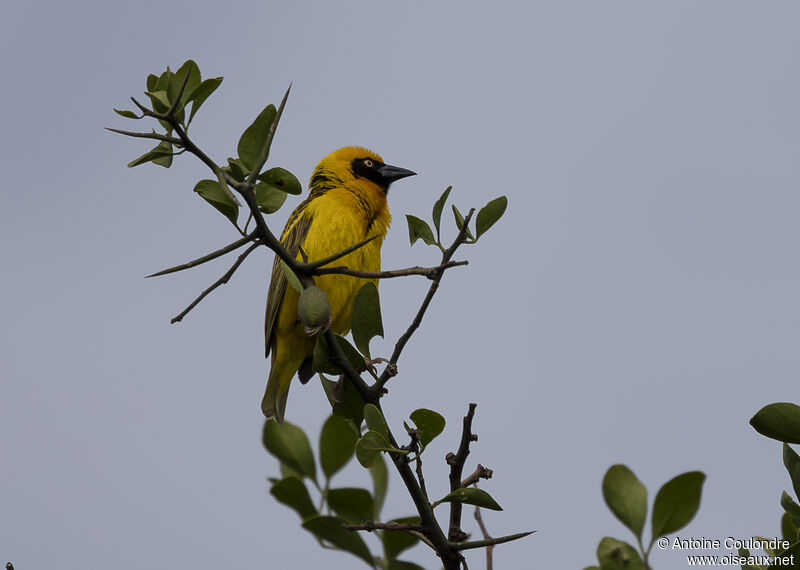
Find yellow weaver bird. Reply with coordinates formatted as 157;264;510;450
262;146;416;422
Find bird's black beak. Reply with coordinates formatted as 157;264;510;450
378;163;417;184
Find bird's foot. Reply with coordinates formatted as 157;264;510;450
304;313;332;337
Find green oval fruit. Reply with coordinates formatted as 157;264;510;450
297;286;330;328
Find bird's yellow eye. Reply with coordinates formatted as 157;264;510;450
363;159;374;168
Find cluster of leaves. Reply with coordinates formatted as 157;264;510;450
263;281;503;568
114;60;301;232
406;186;507;251
585;465;705;570
264;413;412;569
114;60;221;167
743;403;800;568
263;404;497;570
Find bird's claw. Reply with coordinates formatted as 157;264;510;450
304;313;332;336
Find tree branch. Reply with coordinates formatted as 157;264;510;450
170;242;259;323
446;403;478;541
146;232;258;277
342;520;427;534
314;260;467;280
323;331;460;569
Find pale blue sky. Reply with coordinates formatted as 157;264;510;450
2;1;799;568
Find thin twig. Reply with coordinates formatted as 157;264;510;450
450;531;536;551
302;235;380;270
146;232;258;277
104;128;182;145
343;521;427;534
446;403;478;541
375;209;476;394
314;260;467;280
171;242;259;323
343;521;436;550
460;464;493;489
474;502;494;570
406;430;429;502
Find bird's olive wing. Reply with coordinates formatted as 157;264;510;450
264;213;312;357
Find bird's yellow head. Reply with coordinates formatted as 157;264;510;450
309;146;416;195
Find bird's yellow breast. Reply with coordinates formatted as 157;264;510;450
278;183;391;339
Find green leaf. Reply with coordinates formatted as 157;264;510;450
127;142;174;168
262;420;317;482
408;408;445;450
327;488;374;524
237;104;277;171
312;334;365;376
270;476;317;520
370;454;388;519
151;139;174;168
279;261;302;293
280;461;304;480
319;414;358;479
602;464;647;541
255;181;288;214
162;60;200;124
114;108;139;119
169;60;201;111
382;516;421;560
193;179;238;225
405;215;437;247
596;537;645;570
432;186;452;240
651;471;705;539
351;282;383;359
475;195;508;239
751;403;800;444
145;90;171;113
356;430;393;468
767;540;800;569
320;375;366;425
187;76;223;125
738;547;761;570
451;204;474;240
387;561;426;570
301;515;375;567
258;166;302;195
146;73;158;92
364;404;389;440
784;444;800;502
439;487;502;511
782;512;800;543
224;157;249;183
782;491;800;528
